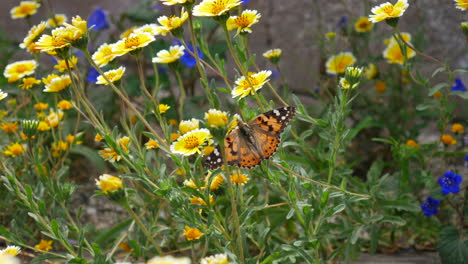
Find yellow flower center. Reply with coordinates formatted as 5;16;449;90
125;36;141;49
52;36;67;47
107;72;118;79
20;5;34;14
167;16;176;28
15;65;27;73
382;5;394;14
358;21;370;29
234;15;250;27
210;0;227;15
184;135;201;149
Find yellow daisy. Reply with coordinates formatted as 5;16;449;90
118;136;130;153
3;142;25;157
95;174;123;194
184;226;203;240
454;0;468;10
193;0;241;17
54;56;78;72
325;52;356;75
20;21;47;50
179;118;200;134
113;32;155;56
0;122;18;133
134;24;159;36
145;139;160;149
382;42;415;64
384;32;411;45
92;43;119;67
226;9;261;35
204;109;228;128
95;133;104;142
207;174;224;190
46;110;64;128
159;104;171;114
451;123;464;133
34;102;48;111
364;63;378;80
99;147;121;162
19;77;41;89
369;0;409;23
354;17;372;32
4;60;37;82
96;66;126;85
170;128;212;156
160;0;193;5
200;253;229;264
65;16;87;35
152;45;185;63
10;1;40;19
440;134;457;145
57;100;73;110
155;10;189;36
263;48;282;61
34;240;53;251
43;75;71;92
232;70;272;99
35;27;75;53
0;245;21;257
37;121;51;131
47;14;67;28
0;90;8;101
231;173;250;185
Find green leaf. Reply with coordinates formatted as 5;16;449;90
350;225;365;244
70;146;106;172
281;244;315;264
431;67;445;78
381;216;406;226
332;204;345;216
416;103;434;111
438;226;468;264
32;254;65;263
428;82;448;96
379;199;420;212
451;91;468;99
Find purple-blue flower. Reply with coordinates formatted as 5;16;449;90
438;171;462;195
180;43;204;68
88;7;109;31
336;16;347;29
465;154;468;168
421;197;440;217
87;67;99;83
241;0;250;4
451;78;466;92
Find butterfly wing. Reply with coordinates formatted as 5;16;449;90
205;128;242;170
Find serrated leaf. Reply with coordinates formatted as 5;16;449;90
438;226;468;264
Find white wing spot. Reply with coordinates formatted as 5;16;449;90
281;116;286;120
274;110;280;116
217;158;222;163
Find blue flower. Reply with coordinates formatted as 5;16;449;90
451;78;466;92
87;67;99;83
88;7;109;31
421;197;440;217
465;154;468;168
241;0;250;4
336;16;347;29
179;43;204;68
438;171;462;195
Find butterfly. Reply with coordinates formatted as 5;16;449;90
205;106;297;170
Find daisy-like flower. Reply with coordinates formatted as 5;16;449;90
440;134;457;145
190;195;214;205
160;0;193;5
19;77;41;90
226;9;261;35
405;139;419;148
231;173;250;185
57;100;73;110
34;102;49;111
155;11;189;36
369;0;409;23
99;147;121;162
0;122;19;133
3;143;25;157
54;56;78;72
200;253;229;264
354;17;372;32
37;121;51;131
183;226;203;241
263;48;282;63
339;78;356;90
134;24;159;36
207;174;224;190
46;110;64;128
171;128;212;156
34;240;53;251
451;123;464;134
179;118;200;135
171;133;180;141
118;136;130;153
382;42;415;65
35;27;73;53
91;43;120;67
183;178;197;189
4;60;37;82
145;139;160;149
152;45;185;63
325;52;356;75
384;32;411;46
113;32;155;56
96;174;123;194
120;27;137;39
147;256;191;264
438;171;462;195
193;0;241;17
65;16;87;35
454;0;468;10
364;63;379;80
95;133;104;142
47;14;67;27
20;21;47;50
96;66;126;85
43;75;71;92
232;70;271;99
10;1;40;19
205;109;228;128
0;245;21;256
159;104;171;114
0;90;8;101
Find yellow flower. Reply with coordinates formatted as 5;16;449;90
263;48;282;62
232;70;271;99
19;77;41;89
325;52;356;75
354;17;372;32
375;80;386;94
231;173;250;185
159;104;171;114
184;226;203;241
96;66;126;85
66;134;75;143
454;0;468;10
34;102;49;111
440;134;457;145
152;45;185;64
96;174;123;194
4;60;37;82
99;148;121;162
202;145;215;156
405;139;419;148
226;9;261;35
145;139;160;149
95;133;104;142
47;14;67;27
160;0;193;5
54;56;78;72
433;91;442;99
0;122;19;133
43;75;71;92
168;119;178;126
120;27;137;39
37;121;51;131
118;136;130;153
0;90;8;101
46;110;64;128
384;32;411;46
42;74;59;85
20;21;47;50
113;32;155;56
155;10;189;36
171;133;180;141
171;128;212;155
134;24;160;36
200;253;229;264
193;0;241;17
34;240;53;251
325;31;336;39
147;256;191;264
3;143;25;157
207;174;224;190
0;246;21;256
190;195;214;205
35;27;71;52
364;63;379;80
451;123;464;134
179;118;200;135
183;178;197;189
92;43;120;67
369;0;409;23
65;16;87;35
52;140;68;152
205;109;228;128
339;78;355;90
57;100;73;110
10;1;40;19
382;42;415;65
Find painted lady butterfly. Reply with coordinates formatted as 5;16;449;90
205;106;297;169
